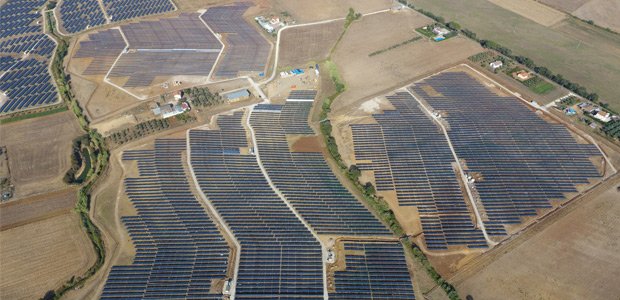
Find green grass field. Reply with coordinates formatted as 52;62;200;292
411;0;620;111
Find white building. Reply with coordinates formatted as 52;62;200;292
593;110;612;123
489;60;503;70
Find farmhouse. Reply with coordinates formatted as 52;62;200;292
159;103;185;119
223;89;250;102
433;26;450;36
489;60;503;70
515;70;532;81
593;110;611;123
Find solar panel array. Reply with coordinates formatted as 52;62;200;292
350;92;487;250
250;94;391;237
410;71;602;236
99;13;222;87
201;3;270;77
109;51;219;87
104;0;175;22
0;0;58;114
58;0;106;34
101;139;230;299
189;112;325;299
121;13;221;50
74;29;126;75
330;241;416;299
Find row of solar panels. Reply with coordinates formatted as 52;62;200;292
0;0;59;114
250;99;391;237
201;3;270;78
350;91;487;251
58;0;175;34
101;139;230;299
410;72;601;236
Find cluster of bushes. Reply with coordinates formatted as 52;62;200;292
183;87;224;107
107;119;170;145
602;120;620;140
397;0;603;105
64;135;93;184
344;8;362;28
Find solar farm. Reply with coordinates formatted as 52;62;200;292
3;1;620;299
0;0;59;114
57;0;176;34
201;3;271;78
348;69;605;252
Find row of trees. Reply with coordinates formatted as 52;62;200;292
107;119;170;146
43;10;109;300
398;0;604;105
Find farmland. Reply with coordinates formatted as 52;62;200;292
0;212;96;300
279;20;345;67
540;0;620;32
330;9;482;115
0;188;77;230
0;111;84;199
270;0;392;23
410;0;620;111
453;175;620;300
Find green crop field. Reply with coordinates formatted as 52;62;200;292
411;0;620;111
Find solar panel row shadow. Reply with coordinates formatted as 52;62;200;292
350;92;487;250
189;111;325;299
201;3;270;78
330;241;416;299
410;71;602;236
101;139;230;299
250;94;391;237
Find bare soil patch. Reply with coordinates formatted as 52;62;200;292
0;111;84;199
279;20;344;67
455;176;620;300
290;135;321;152
0;188;77;230
0;212;96;300
330;10;482;115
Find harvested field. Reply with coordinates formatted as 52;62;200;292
572;0;620;33
279;20;344;67
0;111;84;199
330;9;482;114
486;0;566;26
411;0;620;111
455;176;620;300
538;0;589;12
271;0;392;23
0;188;77;230
0;212;96;300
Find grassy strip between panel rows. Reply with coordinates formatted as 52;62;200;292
42;8;109;300
319;59;460;300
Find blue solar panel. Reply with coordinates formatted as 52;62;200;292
101;139;230;299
